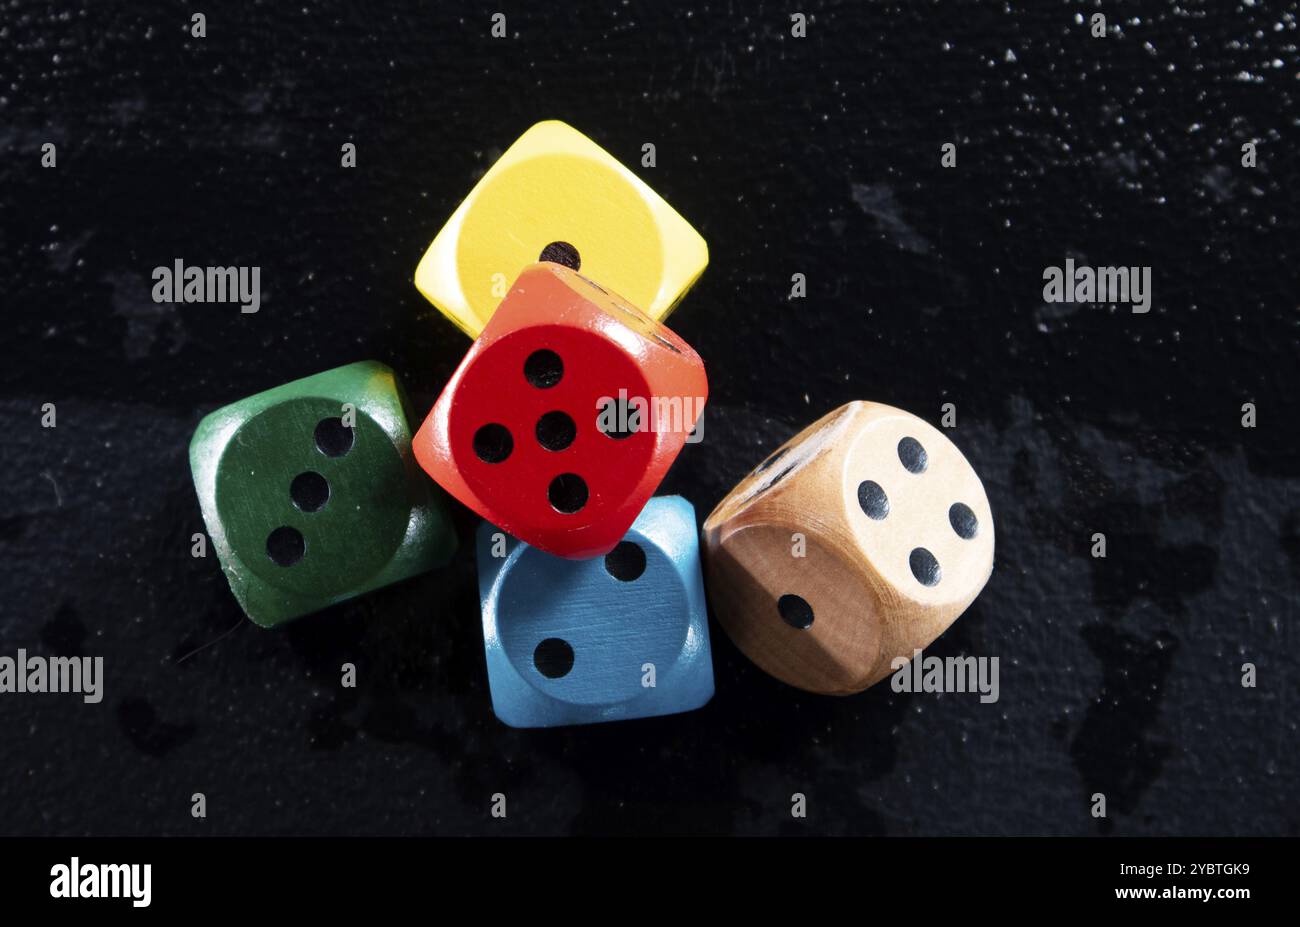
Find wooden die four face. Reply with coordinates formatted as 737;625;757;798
703;401;994;695
414;262;707;560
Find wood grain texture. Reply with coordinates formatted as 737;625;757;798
704;401;994;695
2;0;1293;836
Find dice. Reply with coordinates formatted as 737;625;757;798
702;401;994;695
414;120;708;337
189;361;457;627
414;261;707;559
477;495;714;727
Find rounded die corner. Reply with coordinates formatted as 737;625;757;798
682;678;716;713
342;357;391;374
187;414;219;462
517;119;596;151
633;495;701;557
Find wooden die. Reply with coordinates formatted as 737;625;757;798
703;401;994;695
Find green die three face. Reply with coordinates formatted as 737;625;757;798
189;361;457;627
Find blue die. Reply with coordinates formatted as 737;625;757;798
477;495;715;728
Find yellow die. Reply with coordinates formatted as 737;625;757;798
414;120;709;338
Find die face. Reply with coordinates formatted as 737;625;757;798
841;406;994;612
477;496;714;728
414;120;708;337
214;398;410;600
190;361;457;627
416;263;707;559
703;401;994;695
705;522;881;695
447;324;657;546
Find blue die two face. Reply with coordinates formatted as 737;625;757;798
476;495;715;728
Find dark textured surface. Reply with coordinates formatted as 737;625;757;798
1;1;1297;836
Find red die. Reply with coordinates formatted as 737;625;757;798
414;262;708;559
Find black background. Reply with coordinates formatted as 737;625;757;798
1;1;1296;836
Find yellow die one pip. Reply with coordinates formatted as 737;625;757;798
414;120;709;338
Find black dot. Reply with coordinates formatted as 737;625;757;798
523;349;564;389
604;542;646;581
290;471;330;513
473;423;513;463
533;638;574;678
949;502;979;539
755;447;788;474
548;473;588;513
597;397;638;440
857;480;889;520
777;594;814;630
909;548;941;586
315;417;354;457
266;526;305;567
535;411;577;451
898;436;928;473
539;241;580;270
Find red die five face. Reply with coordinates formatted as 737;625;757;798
414;262;708;559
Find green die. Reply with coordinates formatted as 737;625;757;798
189;360;457;627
